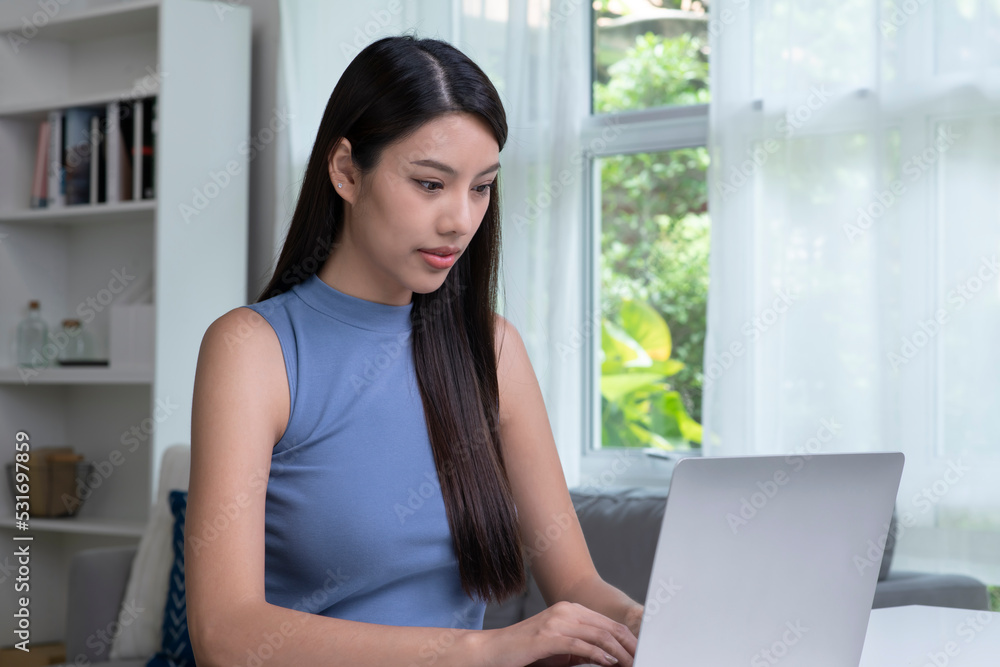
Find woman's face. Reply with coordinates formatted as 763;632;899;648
322;112;500;306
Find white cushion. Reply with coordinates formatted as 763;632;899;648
109;443;191;660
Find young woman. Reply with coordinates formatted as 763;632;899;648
185;35;644;667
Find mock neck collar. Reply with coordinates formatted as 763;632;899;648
292;273;413;333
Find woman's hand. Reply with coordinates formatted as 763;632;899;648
478;600;637;667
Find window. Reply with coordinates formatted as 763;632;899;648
582;0;711;484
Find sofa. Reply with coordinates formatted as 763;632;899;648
57;486;990;666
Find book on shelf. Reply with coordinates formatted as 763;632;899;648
130;96;157;201
105;101;134;203
47;110;64;207
89;115;106;205
34;96;156;211
141;96;156;200
30;120;50;208
63;105;106;206
132;98;143;200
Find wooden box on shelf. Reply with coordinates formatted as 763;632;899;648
6;446;93;518
0;640;66;666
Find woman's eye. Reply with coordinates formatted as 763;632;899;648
474;183;492;195
416;180;442;191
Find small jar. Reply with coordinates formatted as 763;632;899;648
16;300;50;368
57;319;93;363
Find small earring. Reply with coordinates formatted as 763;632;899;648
337;183;343;188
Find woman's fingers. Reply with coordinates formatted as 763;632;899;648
537;602;635;666
490;600;638;667
565;619;634;665
562;601;637;662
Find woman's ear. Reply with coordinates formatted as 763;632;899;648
328;138;358;204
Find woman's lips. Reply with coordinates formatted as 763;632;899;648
419;250;456;269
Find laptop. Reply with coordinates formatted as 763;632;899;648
632;451;904;667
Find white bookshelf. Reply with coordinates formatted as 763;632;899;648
0;0;251;645
0;199;156;225
0;515;146;537
0;365;153;384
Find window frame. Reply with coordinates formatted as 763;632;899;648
579;7;711;489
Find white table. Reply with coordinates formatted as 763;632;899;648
860;605;1000;666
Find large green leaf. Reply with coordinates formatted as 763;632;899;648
600;372;665;403
600;299;703;450
601;319;646;373
620;299;672;362
649;359;685;377
658;391;703;444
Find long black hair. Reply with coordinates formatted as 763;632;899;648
254;35;525;604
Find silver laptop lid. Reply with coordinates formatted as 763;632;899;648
634;451;904;667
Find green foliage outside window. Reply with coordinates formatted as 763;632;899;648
595;32;709;113
594;28;711;448
601;299;703;449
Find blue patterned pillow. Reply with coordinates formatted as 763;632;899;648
147;490;195;667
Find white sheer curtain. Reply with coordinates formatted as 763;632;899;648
705;0;1000;584
277;0;588;486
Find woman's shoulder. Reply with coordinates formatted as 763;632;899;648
196;306;290;444
202;281;307;355
202;306;283;355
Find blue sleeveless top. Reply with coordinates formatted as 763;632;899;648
242;272;486;630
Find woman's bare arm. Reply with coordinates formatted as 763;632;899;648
492;315;645;641
185;307;482;667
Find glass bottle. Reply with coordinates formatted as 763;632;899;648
58;318;92;363
16;300;50;368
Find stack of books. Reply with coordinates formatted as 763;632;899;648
30;96;157;208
